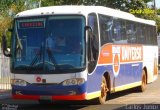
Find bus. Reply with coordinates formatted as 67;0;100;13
2;6;158;104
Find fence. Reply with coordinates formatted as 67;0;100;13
0;45;11;90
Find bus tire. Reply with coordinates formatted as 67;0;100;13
139;70;147;92
96;76;108;104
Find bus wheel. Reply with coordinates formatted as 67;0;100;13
139;70;147;92
99;76;108;104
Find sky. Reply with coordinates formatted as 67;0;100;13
148;0;160;8
156;0;160;8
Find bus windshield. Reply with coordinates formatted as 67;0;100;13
12;15;86;74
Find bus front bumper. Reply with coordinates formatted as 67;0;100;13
12;93;86;101
12;83;87;101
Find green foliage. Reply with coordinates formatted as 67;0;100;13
40;0;83;6
0;0;40;43
156;16;160;33
157;9;160;15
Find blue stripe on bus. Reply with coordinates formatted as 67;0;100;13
115;63;142;87
12;82;86;96
87;62;143;93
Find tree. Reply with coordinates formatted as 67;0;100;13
157;9;160;15
0;0;41;43
0;0;13;42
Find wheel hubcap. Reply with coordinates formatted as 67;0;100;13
142;73;146;89
101;79;107;98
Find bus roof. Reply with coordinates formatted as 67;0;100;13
16;5;155;26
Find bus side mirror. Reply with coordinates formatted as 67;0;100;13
8;28;13;32
85;26;93;33
85;25;97;41
2;29;11;57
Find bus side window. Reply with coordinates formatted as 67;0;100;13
153;27;157;45
99;14;113;45
126;21;136;43
113;19;121;41
112;18;128;44
145;25;150;44
136;23;145;44
88;13;99;73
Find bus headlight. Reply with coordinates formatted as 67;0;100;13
11;79;28;86
62;78;85;86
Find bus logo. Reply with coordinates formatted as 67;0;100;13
99;44;142;77
36;76;42;82
112;46;120;77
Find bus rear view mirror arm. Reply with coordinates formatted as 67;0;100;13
2;29;11;57
85;26;95;39
85;26;93;32
8;28;13;32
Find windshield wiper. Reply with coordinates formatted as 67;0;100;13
47;50;58;67
30;46;43;66
15;22;23;50
30;45;57;67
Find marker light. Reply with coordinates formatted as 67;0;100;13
62;78;85;86
11;79;28;86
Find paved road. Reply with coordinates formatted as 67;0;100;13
0;75;160;110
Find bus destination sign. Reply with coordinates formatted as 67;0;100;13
18;19;45;29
